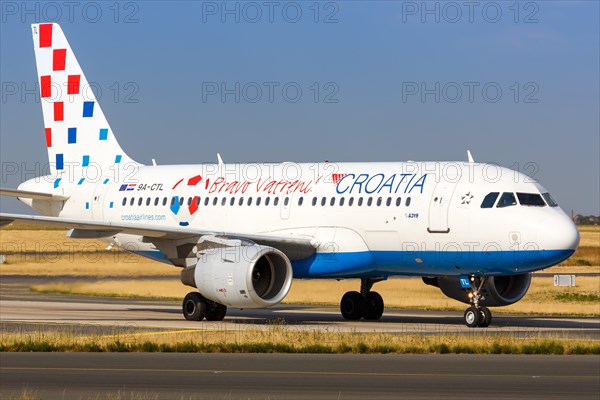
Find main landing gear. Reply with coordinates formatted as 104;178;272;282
182;292;227;321
340;278;385;321
464;276;492;328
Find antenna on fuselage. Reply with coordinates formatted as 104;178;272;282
217;153;224;165
467;150;475;163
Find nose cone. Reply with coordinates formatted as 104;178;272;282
536;209;579;251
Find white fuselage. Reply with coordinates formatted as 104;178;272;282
21;161;579;279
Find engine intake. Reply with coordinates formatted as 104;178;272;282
423;274;532;307
181;244;293;308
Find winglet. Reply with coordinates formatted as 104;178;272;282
467;150;475;163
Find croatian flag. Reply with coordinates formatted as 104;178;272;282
119;184;136;191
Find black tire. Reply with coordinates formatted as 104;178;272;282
340;291;364;320
464;306;481;328
363;291;384;320
478;306;492;327
206;303;227;321
182;292;207;321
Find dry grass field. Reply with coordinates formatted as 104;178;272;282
2;326;598;355
3;225;599;316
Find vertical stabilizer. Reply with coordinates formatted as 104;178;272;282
31;23;139;177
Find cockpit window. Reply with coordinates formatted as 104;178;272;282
496;192;517;208
480;192;499;208
542;192;558;207
517;193;546;207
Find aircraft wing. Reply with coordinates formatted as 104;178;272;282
0;213;317;261
0;188;70;201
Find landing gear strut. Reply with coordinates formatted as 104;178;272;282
340;278;385;321
464;276;492;328
182;292;227;321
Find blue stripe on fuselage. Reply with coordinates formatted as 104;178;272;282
291;249;575;278
129;248;574;279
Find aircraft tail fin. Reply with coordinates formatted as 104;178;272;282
31;23;139;177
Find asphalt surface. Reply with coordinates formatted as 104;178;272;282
1;353;599;399
1;275;599;339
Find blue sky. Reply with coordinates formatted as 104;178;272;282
1;1;598;214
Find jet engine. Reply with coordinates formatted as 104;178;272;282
181;244;293;308
423;274;532;307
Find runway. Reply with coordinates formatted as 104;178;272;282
1;353;599;399
1;276;599;399
1;275;599;339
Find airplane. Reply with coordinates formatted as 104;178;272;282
0;23;580;327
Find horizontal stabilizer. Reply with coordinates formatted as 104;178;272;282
0;188;70;201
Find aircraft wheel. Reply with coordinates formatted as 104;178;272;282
206;303;228;321
478;306;492;327
340;291;364;320
464;306;481;328
182;292;207;321
363;291;384;320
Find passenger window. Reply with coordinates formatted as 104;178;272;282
284;197;289;206
265;197;270;206
321;197;326;206
146;198;151;206
213;197;218;206
122;198;127;206
480;192;499;208
349;197;354;206
187;197;192;206
339;197;345;206
330;197;335;206
205;198;210;206
230;197;235;206
298;197;303;206
130;198;135;206
163;197;167;206
239;197;244;206
170;197;176;206
221;197;227;206
517;193;546;207
256;197;261;206
274;197;280;206
247;197;253;206
312;197;317;206
358;197;363;206
396;197;402;207
138;198;143;206
154;197;159;206
179;197;184;206
367;198;373;206
376;197;382;206
542;192;558;207
497;192;517;208
406;197;411;207
386;198;391;207
196;197;201;206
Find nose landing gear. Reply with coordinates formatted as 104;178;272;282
464;276;492;328
340;278;385;321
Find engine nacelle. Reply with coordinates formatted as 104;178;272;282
424;274;532;307
181;244;293;308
